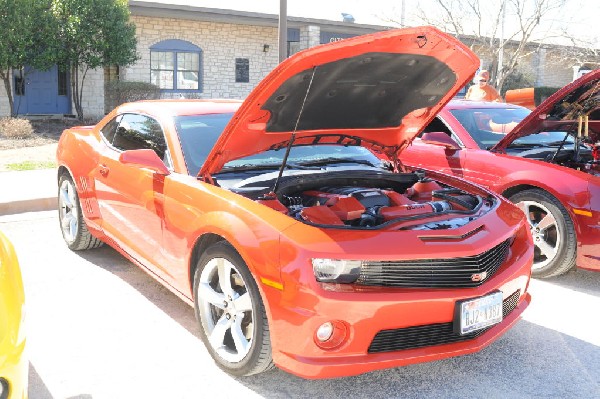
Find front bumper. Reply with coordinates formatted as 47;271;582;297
266;233;532;379
276;292;529;379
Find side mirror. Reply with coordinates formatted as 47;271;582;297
119;149;170;175
420;132;461;150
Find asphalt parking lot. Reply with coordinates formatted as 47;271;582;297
1;211;599;399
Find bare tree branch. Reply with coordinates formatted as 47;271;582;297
407;0;592;93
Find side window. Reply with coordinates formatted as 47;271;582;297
420;117;453;137
100;115;121;144
112;114;167;160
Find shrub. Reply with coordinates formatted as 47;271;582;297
104;81;161;112
0;118;34;139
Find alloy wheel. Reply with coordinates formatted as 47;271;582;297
516;200;560;270
58;178;79;244
197;257;254;363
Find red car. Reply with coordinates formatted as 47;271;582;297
56;27;532;379
403;70;600;278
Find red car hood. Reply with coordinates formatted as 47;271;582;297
493;68;600;151
200;26;479;177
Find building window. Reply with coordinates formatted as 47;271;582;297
104;65;120;81
287;28;300;58
151;51;174;89
235;58;249;83
150;39;202;91
58;69;68;96
177;53;199;89
14;76;25;96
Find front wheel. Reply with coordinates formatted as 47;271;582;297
193;241;273;376
509;189;577;278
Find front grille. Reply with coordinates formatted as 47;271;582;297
357;239;511;288
368;290;521;353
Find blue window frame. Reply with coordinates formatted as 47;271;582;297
150;39;202;92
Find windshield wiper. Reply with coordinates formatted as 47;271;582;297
298;157;381;168
506;142;544;148
509;140;574;149
544;140;576;146
220;162;320;173
220;163;281;172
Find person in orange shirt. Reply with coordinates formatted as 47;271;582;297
465;70;503;102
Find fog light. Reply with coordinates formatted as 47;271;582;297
316;322;334;342
313;320;349;350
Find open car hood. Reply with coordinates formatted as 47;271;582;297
492;68;600;151
200;26;479;177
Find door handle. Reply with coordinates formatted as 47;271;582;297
99;164;110;177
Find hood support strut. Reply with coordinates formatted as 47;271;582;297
269;66;318;197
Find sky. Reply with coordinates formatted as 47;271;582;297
135;0;600;48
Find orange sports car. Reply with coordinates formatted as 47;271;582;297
56;27;532;379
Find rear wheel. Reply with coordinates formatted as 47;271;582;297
58;174;103;250
509;189;576;278
193;241;273;376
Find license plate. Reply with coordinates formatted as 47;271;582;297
455;291;503;335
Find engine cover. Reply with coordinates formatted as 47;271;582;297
304;187;391;208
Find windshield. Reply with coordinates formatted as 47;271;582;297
222;145;384;170
450;107;531;149
175;113;234;175
175;113;384;175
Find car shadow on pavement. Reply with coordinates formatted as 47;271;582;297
542;268;600;297
29;363;53;399
237;321;600;398
72;245;201;337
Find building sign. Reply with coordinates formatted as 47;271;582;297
235;58;249;83
320;32;356;44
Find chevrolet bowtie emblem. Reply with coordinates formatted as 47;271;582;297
471;271;488;282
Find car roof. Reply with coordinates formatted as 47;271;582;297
116;99;242;117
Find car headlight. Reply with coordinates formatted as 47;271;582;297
312;258;362;283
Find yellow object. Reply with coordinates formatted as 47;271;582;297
573;208;593;217
0;231;28;399
260;277;283;290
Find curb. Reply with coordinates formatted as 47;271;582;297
0;169;58;216
0;197;57;215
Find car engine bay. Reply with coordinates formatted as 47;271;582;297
539;78;600;175
223;170;495;230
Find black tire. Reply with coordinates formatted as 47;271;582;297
58;174;103;251
193;241;274;376
509;189;577;278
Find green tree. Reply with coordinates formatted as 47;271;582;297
52;0;138;120
0;0;55;116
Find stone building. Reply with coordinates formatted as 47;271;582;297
0;2;385;119
0;1;598;118
121;2;389;106
464;36;600;92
